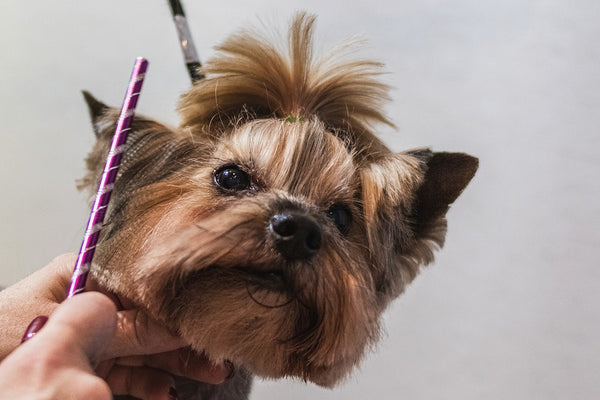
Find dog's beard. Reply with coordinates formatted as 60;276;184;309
117;194;380;386
85;115;477;388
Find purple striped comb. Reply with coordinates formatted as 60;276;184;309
67;57;149;298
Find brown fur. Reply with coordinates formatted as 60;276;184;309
81;13;478;399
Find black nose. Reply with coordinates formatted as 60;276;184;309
270;212;322;260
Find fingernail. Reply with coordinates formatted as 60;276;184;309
224;360;235;380
21;316;49;343
168;386;178;400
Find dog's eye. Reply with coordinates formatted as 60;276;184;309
213;165;251;191
327;204;352;234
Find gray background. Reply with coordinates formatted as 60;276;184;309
1;0;598;399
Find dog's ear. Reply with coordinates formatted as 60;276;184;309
79;91;193;194
360;150;478;306
410;151;479;237
82;90;110;138
79;92;197;235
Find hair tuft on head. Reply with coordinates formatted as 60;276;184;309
178;12;394;155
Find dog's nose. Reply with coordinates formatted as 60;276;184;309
270;212;322;260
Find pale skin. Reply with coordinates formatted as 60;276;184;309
0;254;231;399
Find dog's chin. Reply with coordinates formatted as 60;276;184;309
182;264;293;306
152;264;365;388
239;350;356;388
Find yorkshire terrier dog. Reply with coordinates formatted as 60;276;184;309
80;13;478;400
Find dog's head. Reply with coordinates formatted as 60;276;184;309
82;13;477;387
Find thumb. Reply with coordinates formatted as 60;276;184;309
103;308;187;359
35;292;118;366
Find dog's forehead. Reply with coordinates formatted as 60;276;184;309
214;119;357;204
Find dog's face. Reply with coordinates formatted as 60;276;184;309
81;13;478;387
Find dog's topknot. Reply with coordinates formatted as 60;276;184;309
179;12;393;158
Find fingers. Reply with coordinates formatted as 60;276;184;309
103;308;187;360
105;365;178;400
47;258;188;360
68;374;114;400
116;348;233;384
0;353;113;400
0;253;76;358
45;256;187;362
0;292;116;400
25;255;229;393
38;291;117;366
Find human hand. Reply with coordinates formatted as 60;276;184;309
0;292;116;399
0;254;232;399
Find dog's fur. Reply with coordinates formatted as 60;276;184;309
80;13;478;399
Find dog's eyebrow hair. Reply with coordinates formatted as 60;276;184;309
219;119;356;201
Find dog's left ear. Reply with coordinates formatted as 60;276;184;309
409;150;479;237
360;150;478;306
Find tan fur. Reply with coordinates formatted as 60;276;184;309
81;12;478;399
178;14;392;162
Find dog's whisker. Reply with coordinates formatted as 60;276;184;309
245;285;294;309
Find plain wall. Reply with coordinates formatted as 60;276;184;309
1;1;598;399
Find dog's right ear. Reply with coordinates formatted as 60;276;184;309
82;90;110;138
78;91;196;202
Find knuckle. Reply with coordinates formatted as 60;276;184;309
80;376;112;400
